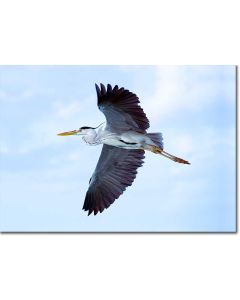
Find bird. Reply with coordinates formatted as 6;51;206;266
57;83;190;215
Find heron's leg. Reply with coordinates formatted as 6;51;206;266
148;145;190;164
161;150;190;164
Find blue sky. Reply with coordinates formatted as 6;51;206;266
0;65;236;232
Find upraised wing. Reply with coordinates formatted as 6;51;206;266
95;83;150;133
83;145;145;215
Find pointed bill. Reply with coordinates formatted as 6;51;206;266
57;130;79;136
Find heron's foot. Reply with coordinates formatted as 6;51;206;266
172;156;190;164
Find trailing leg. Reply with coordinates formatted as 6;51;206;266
148;145;190;165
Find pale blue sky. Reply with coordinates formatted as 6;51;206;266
0;66;236;232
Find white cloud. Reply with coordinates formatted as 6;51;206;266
142;66;234;122
53;100;82;118
0;87;40;103
16;94;103;155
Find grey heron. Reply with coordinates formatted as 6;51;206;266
58;83;190;215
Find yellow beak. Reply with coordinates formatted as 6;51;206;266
57;129;79;136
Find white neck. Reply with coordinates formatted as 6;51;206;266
82;129;97;145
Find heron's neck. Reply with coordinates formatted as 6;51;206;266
82;129;97;145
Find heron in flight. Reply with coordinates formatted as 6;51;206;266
58;84;190;215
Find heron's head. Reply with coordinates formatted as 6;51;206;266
57;126;95;137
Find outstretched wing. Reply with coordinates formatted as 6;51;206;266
83;145;145;215
95;83;150;133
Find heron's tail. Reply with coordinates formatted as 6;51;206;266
146;132;163;149
149;145;190;165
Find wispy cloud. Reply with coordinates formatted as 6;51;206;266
53;100;83;118
142;66;235;122
11;94;101;154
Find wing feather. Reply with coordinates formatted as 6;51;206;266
82;145;145;215
95;83;150;133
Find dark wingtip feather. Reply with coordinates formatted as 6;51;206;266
100;83;106;95
107;84;112;93
95;83;100;98
113;85;118;91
